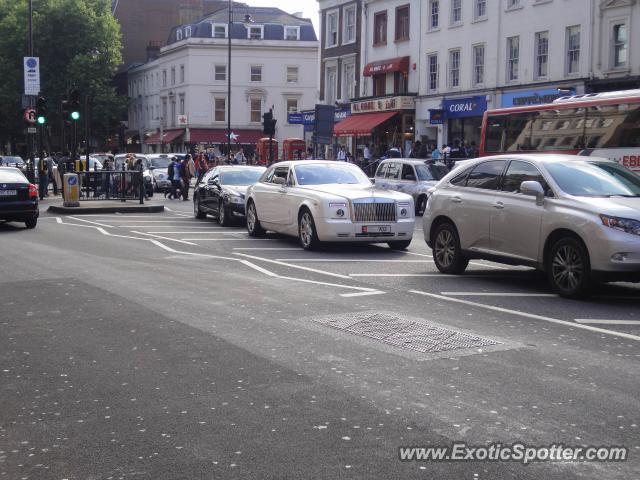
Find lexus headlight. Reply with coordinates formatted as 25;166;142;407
600;214;640;236
329;202;348;219
397;201;411;218
230;194;244;204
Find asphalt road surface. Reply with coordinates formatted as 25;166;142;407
1;196;639;480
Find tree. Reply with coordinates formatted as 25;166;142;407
0;0;126;154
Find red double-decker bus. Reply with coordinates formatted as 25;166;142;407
479;89;640;172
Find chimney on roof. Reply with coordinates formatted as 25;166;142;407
146;41;162;61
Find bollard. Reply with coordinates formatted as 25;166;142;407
63;173;80;207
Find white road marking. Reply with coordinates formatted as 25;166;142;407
68;216;115;228
147;229;243;233
233;247;302;251
234;253;353;279
440;292;557;297
274;258;431;263
575;319;640;325
340;291;386;298
118;223;206;227
130;231;197;245
349;273;517;278
111;220;205;223
410;290;640;342
182;238;276;241
69;214;163;218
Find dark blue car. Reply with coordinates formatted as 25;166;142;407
0;167;39;229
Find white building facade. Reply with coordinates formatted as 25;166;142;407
127;6;319;156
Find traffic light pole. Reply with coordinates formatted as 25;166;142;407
85;94;90;170
26;0;36;183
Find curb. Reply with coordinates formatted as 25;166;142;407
47;204;165;214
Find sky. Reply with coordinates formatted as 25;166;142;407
243;0;320;35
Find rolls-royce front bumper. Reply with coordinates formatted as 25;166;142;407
316;218;414;242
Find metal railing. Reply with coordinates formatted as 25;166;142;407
71;170;145;203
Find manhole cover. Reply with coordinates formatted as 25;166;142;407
312;311;500;354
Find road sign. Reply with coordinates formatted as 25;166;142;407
23;57;40;96
24;108;37;124
27;127;37;134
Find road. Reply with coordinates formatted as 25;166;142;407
1;196;639;479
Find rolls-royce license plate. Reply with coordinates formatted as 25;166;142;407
362;225;390;233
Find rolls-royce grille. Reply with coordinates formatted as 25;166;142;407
353;202;396;223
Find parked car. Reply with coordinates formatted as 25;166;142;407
0;167;39;228
113;154;154;197
194;165;266;225
0;156;28;175
147;154;173;192
423;154;640;298
245;160;415;250
374;159;449;215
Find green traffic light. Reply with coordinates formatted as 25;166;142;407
37;116;46;125
71;111;80;121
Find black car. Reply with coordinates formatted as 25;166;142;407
0;167;39;228
193;166;265;226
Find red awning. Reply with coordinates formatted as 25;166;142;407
145;129;184;145
362;56;410;77
188;129;264;145
333;112;397;137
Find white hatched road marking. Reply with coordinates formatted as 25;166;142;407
575;319;640;325
234;253;352;279
340;291;386;298
440;292;557;298
274;258;431;263
233;247;302;251
349;274;522;278
410;290;640;342
130;231;197;245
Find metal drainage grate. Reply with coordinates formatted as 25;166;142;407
313;311;500;354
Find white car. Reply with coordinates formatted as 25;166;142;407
245;160;415;250
423;154;640;297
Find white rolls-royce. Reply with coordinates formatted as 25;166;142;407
245;160;415;250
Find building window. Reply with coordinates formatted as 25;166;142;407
395;5;410;41
374;11;387;45
373;74;385;96
326;10;338;47
171;67;176;86
449;49;460;88
214;98;226;122
214;65;226;81
613;23;627;68
343;4;356;44
394;72;408;94
474;0;486;19
507;36;519;81
162;70;167;87
535;31;549;79
473;44;484;85
286;98;298;114
180;65;185;83
179;96;185;115
342;62;355;100
250;65;262;82
429;1;439;29
170;101;176;126
325;66;337;104
212;24;227;38
427;53;438;91
566;25;580;74
248;25;264;40
286;66;299;83
250;98;261;123
507;0;520;8
176;29;183;41
284;26;299;40
451;0;462;25
162;100;167;126
185;26;192;38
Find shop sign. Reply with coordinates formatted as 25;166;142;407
501;88;575;108
443;96;487;119
351;96;415;114
301;108;351;125
429;109;444;125
288;112;304;124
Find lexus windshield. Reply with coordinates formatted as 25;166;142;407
545;161;640;197
294;164;370;186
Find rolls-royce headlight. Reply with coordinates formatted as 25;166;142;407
329;202;349;219
397;201;411;218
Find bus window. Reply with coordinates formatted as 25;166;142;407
503;112;537;152
484;116;507;152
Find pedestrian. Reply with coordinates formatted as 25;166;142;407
165;156;182;199
363;144;372;167
181;154;194;200
234;148;246;165
431;144;442;161
337;146;347;161
38;153;52;200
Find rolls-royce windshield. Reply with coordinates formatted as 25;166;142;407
294;164;371;186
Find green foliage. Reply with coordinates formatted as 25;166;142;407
0;0;126;151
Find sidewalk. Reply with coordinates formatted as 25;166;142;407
41;194;165;214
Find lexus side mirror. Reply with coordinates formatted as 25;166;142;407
520;180;545;206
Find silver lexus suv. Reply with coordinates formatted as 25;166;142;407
423;154;640;298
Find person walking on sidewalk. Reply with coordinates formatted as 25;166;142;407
166;156;182;200
38;154;52;200
181;154;195;200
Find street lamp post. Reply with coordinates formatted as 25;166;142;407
227;1;252;164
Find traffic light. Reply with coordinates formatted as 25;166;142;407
262;109;276;136
36;96;47;125
69;89;81;121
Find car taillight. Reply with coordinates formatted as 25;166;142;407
28;184;38;198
